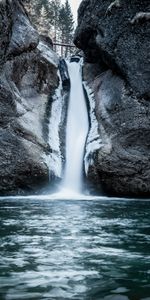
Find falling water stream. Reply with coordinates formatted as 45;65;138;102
61;60;89;195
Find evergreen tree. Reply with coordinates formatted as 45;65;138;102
24;0;75;56
24;0;54;32
59;0;74;55
50;0;61;42
39;5;49;35
35;0;51;19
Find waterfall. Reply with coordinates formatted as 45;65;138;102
61;59;89;195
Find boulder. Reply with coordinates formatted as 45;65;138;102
0;0;60;195
75;0;150;98
75;0;150;197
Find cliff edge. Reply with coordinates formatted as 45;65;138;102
0;0;59;195
75;0;150;197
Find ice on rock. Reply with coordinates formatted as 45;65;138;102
37;41;59;67
83;82;102;175
47;72;63;178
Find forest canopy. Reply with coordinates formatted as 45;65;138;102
24;0;74;47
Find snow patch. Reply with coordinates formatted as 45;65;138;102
83;82;102;175
47;72;63;178
37;41;58;68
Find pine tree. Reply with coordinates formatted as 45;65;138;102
36;0;52;19
50;0;61;42
24;0;54;34
39;5;49;35
24;0;75;56
59;0;74;55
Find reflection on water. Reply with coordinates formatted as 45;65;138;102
0;198;150;300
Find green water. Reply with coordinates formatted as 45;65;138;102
0;198;150;300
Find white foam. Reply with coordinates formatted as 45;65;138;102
0;193;144;202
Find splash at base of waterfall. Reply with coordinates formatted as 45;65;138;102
50;188;86;200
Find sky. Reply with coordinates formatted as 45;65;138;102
62;0;82;23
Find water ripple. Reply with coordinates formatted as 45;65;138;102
0;198;150;299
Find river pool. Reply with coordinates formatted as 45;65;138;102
0;197;150;300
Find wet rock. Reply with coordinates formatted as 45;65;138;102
8;0;39;56
76;0;150;197
75;0;150;98
84;67;150;197
59;59;70;90
0;0;59;195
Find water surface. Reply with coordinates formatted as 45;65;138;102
0;198;150;300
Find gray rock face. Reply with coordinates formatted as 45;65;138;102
75;0;150;197
8;0;39;56
75;0;150;98
0;0;59;195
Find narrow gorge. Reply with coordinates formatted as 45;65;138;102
0;1;150;300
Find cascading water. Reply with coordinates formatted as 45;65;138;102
60;59;89;196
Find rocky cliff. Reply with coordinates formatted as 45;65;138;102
75;0;150;197
0;0;60;195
